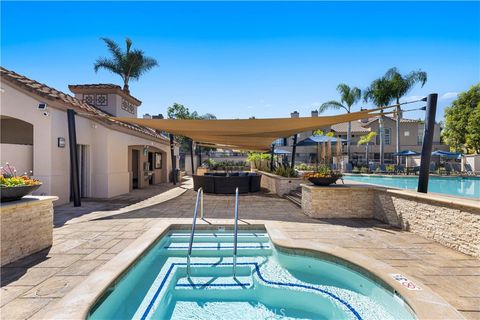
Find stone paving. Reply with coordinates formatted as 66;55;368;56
1;178;479;319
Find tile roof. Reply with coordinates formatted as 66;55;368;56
0;67;166;141
330;120;371;133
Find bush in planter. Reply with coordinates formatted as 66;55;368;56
295;163;315;171
360;166;370;174
303;165;343;186
352;166;361;174
1;163;42;202
274;164;298;178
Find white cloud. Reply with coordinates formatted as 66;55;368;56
440;92;458;100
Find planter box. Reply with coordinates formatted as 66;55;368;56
1;196;57;266
259;171;303;196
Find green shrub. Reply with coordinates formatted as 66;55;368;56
274;165;298;178
360;166;369;173
352;166;360;173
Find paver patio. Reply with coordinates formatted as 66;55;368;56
1;178;479;319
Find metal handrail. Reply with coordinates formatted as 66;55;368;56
187;187;203;277
233;187;239;277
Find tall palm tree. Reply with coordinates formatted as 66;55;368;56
363;77;394;166
384;68;427;165
94;37;158;94
357;132;377;166
319;84;361;164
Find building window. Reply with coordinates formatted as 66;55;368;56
384;128;391;145
417;128;424;145
274;138;284;146
404;130;410;137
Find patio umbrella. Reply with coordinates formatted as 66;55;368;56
294;135;346;146
393;150;420;157
273;149;291;154
431;150;462;159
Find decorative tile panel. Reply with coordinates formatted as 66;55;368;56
96;94;108;106
83;94;95;105
121;99;136;114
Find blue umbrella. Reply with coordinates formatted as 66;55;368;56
431;150;462;159
393;150;420;156
295;135;345;146
274;149;291;154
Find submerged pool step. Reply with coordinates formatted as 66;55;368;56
175;275;253;290
168;232;270;244
162;242;272;257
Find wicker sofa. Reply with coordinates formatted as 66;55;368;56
193;172;262;194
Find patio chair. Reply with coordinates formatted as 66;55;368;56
345;163;353;172
444;163;452;175
429;163;437;173
464;163;479;176
396;165;405;175
379;164;387;174
369;163;376;173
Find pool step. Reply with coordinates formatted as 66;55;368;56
168;232;269;244
162;242;272;256
175;275;253;290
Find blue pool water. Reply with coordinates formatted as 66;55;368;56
344;174;480;199
88;229;415;320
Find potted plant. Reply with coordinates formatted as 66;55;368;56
0;163;42;202
303;165;343;186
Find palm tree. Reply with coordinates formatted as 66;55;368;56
94;37;158;94
385;68;427;165
357;132;377;166
319;84;362;164
363;77;394;166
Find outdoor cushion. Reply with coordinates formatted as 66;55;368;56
192;175;215;193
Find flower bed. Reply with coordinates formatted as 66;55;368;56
0;163;42;202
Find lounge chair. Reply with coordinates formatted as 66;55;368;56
345;163;353;173
396;165;405;175
429;163;437;174
451;163;462;175
444;163;452;175
369;163;376;173
464;163;479;176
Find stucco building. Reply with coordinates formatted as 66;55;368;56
277;110;448;165
0;67;178;205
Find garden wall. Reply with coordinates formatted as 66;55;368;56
1;196;57;266
301;184;480;257
260;171;303;196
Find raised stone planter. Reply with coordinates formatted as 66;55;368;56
1;195;57;266
259;171;303;196
302;184;374;218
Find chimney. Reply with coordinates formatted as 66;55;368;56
359;108;369;123
152;114;164;119
291;111;299;118
143;113;152;119
311;110;318;117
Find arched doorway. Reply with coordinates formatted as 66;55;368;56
0;116;33;175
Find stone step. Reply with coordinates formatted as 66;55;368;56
175;275;253;290
162;242;272;256
284;194;301;207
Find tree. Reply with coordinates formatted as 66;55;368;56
94;37;158;94
363;77;394;165
357;132;377;166
319;84;361;163
384;68;427;164
167;103;217;153
443;84;480;153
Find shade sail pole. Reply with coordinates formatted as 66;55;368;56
67;109;81;207
190;139;195;175
291;134;298;169
417;94;438;193
270;144;275;171
169;134;176;185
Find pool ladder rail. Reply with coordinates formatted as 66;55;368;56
186;187;240;278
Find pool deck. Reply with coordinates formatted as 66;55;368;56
1;178;479;319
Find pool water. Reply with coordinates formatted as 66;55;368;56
88;230;415;320
344;174;480;199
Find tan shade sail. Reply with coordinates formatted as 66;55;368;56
115;107;393;151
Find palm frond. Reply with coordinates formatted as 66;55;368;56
100;38;123;63
93;58;123;78
357;132;377;145
319;100;347;114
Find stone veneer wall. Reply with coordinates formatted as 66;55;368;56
302;184;375;218
260;171;304;196
1;196;57;266
301;183;479;257
374;190;480;258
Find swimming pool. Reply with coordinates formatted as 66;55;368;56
88;229;415;320
343;174;480;199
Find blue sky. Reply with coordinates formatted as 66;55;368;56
2;1;479;121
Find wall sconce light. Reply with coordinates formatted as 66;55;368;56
58;137;66;148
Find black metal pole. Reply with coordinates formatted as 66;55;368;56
270;144;275;171
418;93;438;193
190;139;195;175
198;145;202;167
67;109;81;207
291;134;298;169
169;134;176;185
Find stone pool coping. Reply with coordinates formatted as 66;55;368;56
41;221;464;320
